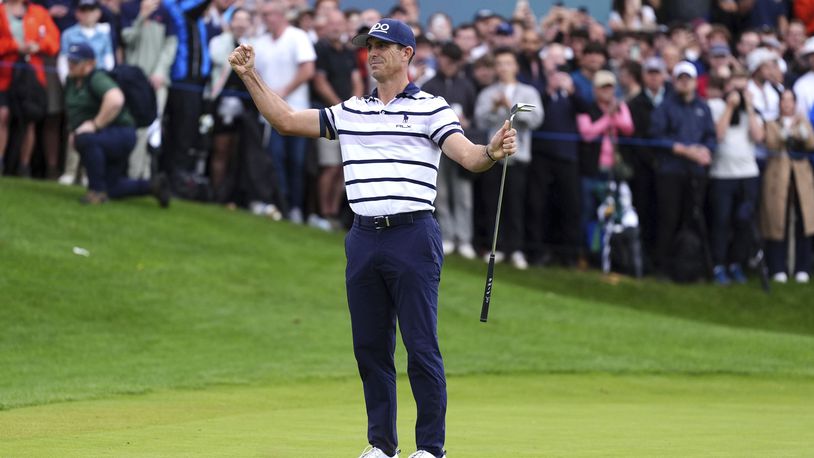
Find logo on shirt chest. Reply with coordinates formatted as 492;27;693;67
395;113;411;129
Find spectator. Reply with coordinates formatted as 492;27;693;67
656;0;711;25
423;42;479;260
517;28;545;95
618;59;643;100
707;69;763;285
410;35;436;87
609;0;658;32
0;0;59;177
162;0;213;188
746;47;781;122
794;0;814;35
526;44;582;267
207;7;252;203
120;0;179;180
470;9;500;60
576;70;634;259
470;53;495;93
58;0;115;86
64;42;169;205
698;43;737;98
793;38;814;118
762;89;814;283
736;29;760;64
571;41;607;106
453;23;479;63
782;19;808;84
649;61;717;275
254;0;316;223
627;57;669;268
745;0;789;35
311;8;362;229
426;12;452;43
493;21;517;49
475;47;543;269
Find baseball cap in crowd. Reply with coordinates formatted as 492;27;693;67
709;43;731;57
352;18;416;50
644;56;665;73
77;0;100;9
474;8;498;22
67;42;95;62
747;48;776;74
593;70;617;87
673;61;697;79
495;22;514;36
802;37;814;56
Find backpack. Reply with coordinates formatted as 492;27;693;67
670;225;707;283
93;65;157;128
9;61;47;123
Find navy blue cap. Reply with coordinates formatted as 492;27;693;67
67;42;95;61
352;18;416;50
496;22;514;36
77;0;100;8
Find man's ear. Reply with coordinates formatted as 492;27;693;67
405;46;414;63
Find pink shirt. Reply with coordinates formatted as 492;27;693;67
577;102;634;169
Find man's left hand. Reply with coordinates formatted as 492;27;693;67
75;120;97;135
487;120;517;161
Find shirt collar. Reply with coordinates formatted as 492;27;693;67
369;82;421;101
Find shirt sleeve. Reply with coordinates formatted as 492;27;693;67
320;103;340;140
296;29;317;64
708;98;725;122
427;98;463;149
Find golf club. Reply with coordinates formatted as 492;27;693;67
480;103;536;323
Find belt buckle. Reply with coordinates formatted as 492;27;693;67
373;215;390;229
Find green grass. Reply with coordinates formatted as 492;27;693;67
1;178;814;456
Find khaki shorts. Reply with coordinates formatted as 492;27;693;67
316;137;342;167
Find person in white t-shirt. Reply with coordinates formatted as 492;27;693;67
253;0;316;223
707;71;764;285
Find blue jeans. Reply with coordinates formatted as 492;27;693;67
75;126;149;198
708;177;759;265
266;128;307;212
581;175;608;250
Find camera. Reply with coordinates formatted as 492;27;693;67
725;90;747;125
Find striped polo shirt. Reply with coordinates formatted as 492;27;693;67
319;82;463;217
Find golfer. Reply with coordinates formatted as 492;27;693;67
229;18;516;458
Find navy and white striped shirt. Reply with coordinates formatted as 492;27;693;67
319;82;463;216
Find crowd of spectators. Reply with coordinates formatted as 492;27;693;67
2;0;814;285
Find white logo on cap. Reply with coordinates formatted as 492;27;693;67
370;22;390;34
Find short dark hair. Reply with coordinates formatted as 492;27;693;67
492;47;517;61
621;60;643;86
583;41;607;57
439;42;463;61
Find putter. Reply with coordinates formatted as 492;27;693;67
480;103;536;323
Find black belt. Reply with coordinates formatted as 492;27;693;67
354;210;432;229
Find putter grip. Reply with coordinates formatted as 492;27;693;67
480;254;496;322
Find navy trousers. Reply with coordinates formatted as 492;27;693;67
75;126;150;198
345;213;446;457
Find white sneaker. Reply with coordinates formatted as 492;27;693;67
510;251;528;270
795;272;810;284
442;240;455;255
307;214;333;232
359;446;399;458
458;243;476;260
288;207;304;224
407;452;445;458
57;173;75;186
772;272;788;283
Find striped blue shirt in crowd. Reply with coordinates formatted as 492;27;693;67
319;82;463;217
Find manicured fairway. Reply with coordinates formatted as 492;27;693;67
2;179;813;456
2;374;813;457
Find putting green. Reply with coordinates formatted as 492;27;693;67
2;374;812;457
